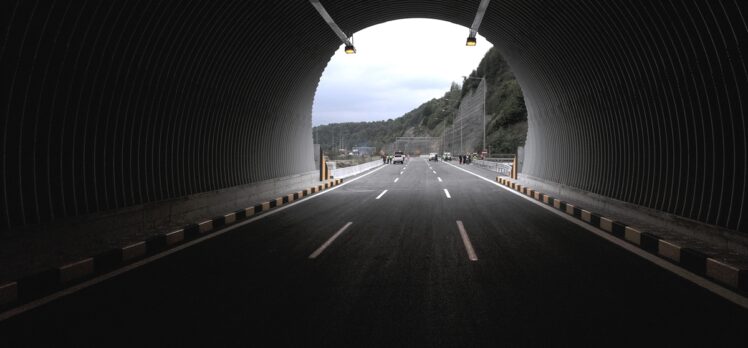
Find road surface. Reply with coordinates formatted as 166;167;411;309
1;159;746;346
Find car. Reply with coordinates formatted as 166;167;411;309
442;152;452;161
393;151;405;164
428;152;438;161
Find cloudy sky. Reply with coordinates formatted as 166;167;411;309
312;19;492;126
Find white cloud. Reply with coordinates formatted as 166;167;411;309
312;18;492;126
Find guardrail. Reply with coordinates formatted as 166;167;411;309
473;159;513;177
331;159;383;179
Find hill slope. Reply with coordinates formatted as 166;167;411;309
313;47;527;157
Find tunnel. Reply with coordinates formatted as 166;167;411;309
1;0;748;344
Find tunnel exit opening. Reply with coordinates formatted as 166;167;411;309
310;18;529;170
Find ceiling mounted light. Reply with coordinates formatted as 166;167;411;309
466;0;491;46
310;0;358;55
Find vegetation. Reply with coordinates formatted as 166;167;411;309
314;47;527;157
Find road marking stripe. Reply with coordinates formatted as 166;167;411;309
376;190;388;199
400;171;403;175
433;170;436;174
444;189;451;198
442;160;748;309
456;221;478;261
438;177;442;182
394;177;399;183
309;222;353;259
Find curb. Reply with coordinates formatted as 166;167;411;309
495;176;748;294
0;178;343;311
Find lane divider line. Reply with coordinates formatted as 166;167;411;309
433;170;437;174
456;221;478;261
309;222;354;259
376;190;388;199
441;160;748;308
394;178;399;183
444;189;451;199
0;164;389;320
438;177;443;182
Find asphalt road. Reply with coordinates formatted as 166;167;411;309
1;159;747;346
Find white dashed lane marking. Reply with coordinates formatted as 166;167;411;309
456;220;478;261
376;190;388;199
309;222;353;259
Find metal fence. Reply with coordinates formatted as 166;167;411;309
443;79;485;156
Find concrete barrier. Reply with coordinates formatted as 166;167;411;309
331;159;383;179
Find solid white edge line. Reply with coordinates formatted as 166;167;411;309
0;164;391;322
376;189;388;199
456;220;478;261
309;222;353;259
442;161;748;309
444;189;451;198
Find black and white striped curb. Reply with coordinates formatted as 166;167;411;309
0;179;343;311
497;176;747;294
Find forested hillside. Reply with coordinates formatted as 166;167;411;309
314;47;527;156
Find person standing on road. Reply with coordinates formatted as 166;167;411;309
459;155;463;164
382;154;386;164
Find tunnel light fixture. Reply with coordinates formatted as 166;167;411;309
344;35;356;54
310;0;357;54
344;43;356;54
466;0;491;46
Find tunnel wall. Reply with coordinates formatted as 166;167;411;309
1;0;747;234
502;1;748;232
0;1;332;233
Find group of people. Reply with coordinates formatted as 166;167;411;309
458;153;476;164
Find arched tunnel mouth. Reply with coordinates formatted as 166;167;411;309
311;18;528;164
1;1;748;343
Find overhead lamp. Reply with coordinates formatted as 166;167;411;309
466;0;491;46
310;1;357;55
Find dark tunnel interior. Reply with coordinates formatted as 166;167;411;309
1;0;747;234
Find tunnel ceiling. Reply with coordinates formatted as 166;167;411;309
1;1;747;233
